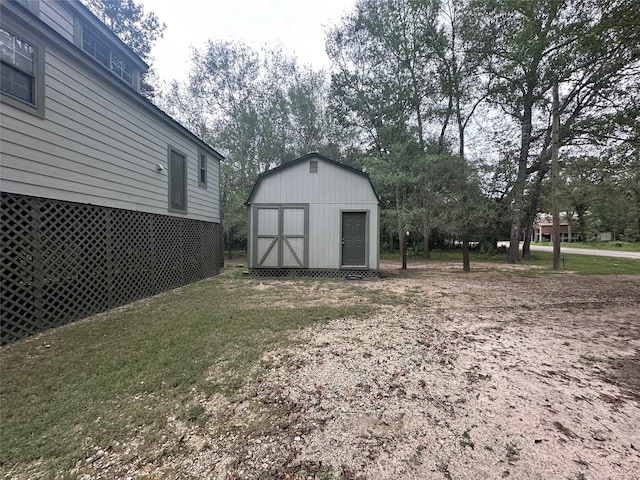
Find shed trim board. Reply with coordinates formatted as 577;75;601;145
252;204;309;268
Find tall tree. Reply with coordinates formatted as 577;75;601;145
467;0;640;261
327;0;447;267
162;41;334;255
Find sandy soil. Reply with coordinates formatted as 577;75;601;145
76;260;640;480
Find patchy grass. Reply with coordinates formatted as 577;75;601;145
505;441;521;464
381;250;640;275
0;269;372;478
521;252;640;275
533;241;640;252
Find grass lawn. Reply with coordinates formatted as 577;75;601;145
381;249;640;275
0;271;372;478
532;241;640;252
1;253;638;477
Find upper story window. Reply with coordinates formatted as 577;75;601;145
81;26;134;87
0;24;44;117
82;28;108;66
111;54;132;84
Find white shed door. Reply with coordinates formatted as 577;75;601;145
255;205;308;268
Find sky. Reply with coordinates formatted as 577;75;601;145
138;0;356;83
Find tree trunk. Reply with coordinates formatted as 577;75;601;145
576;204;588;242
399;230;407;270
462;236;470;272
227;230;233;259
508;103;534;263
422;225;430;259
551;81;561;270
438;96;453;154
397;189;407;270
522;164;549;258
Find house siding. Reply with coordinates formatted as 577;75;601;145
0;16;220;223
39;0;75;42
1;1;224;344
248;158;379;270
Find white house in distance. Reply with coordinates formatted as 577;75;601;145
0;0;224;344
245;153;380;277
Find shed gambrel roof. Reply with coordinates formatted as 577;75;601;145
245;153;379;205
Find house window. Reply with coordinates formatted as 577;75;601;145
309;160;318;173
198;152;207;187
82;26;134;86
0;25;44;117
169;149;187;213
82;27;108;66
111;54;132;83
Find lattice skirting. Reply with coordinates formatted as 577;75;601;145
1;192;223;345
247;268;379;279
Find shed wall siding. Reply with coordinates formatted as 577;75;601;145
249;160;378;270
0;30;220;223
308;203;377;269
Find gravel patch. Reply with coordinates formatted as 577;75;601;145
73;261;640;479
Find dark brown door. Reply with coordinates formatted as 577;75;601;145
342;212;366;266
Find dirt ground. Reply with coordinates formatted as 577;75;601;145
76;260;640;480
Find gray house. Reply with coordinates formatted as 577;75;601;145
1;0;224;344
245;153;379;277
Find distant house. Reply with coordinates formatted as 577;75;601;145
1;0;224;344
533;213;581;242
245;153;380;277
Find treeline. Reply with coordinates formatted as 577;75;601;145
152;0;639;268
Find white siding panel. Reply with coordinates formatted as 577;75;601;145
307;203;378;269
257;208;279;236
39;0;75;42
257;238;278;267
0;40;220;223
283;238;304;267
283;208;304;235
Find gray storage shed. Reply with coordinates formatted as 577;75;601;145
245;153;380;277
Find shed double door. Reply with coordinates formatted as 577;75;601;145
255;205;308;268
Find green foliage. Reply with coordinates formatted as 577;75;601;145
158;42;338;252
152;0;640;259
464;0;640;259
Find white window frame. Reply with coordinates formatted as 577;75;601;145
0;21;45;118
80;25;135;87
